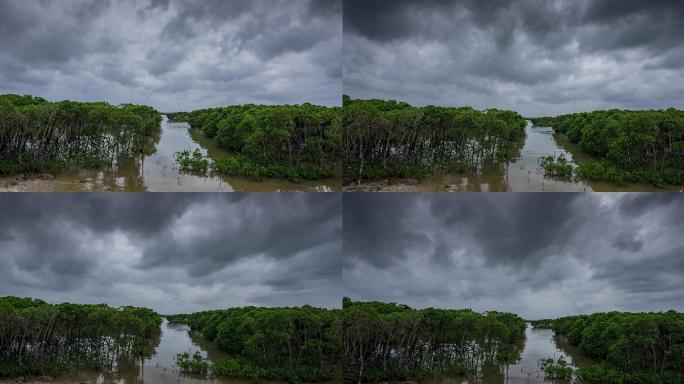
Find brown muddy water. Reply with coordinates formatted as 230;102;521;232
0;117;340;192
428;324;593;384
345;121;682;192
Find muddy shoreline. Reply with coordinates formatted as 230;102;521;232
0;174;59;192
343;179;427;192
0;377;96;384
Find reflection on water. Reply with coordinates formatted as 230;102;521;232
503;123;590;192
414;121;591;192
429;325;590;384
375;121;681;192
55;319;278;384
5;117;340;192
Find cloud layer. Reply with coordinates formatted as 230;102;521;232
0;0;341;111
3;191;682;319
343;0;684;116
0;194;342;313
343;193;684;319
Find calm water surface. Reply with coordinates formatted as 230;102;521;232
411;121;590;192
6;117;339;192
365;121;681;192
57;319;292;384
429;325;592;384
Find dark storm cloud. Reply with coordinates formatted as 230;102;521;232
0;194;341;313
343;0;684;116
0;0;114;64
138;194;342;276
343;193;684;319
343;194;431;268
0;0;341;110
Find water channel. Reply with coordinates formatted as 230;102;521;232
430;325;594;384
352;121;681;192
0;117;340;192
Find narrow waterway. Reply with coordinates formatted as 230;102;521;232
348;121;681;192
430;325;592;384
502;123;590;192
47;319;288;384
412;121;592;191
348;122;589;192
0;117;339;192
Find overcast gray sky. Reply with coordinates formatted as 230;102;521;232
343;193;684;319
0;0;341;111
343;0;684;116
0;194;342;314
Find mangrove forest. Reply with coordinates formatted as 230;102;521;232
167;305;341;382
531;108;684;186
342;96;527;184
341;298;526;383
533;311;684;384
167;103;341;181
0;94;162;175
0;296;162;377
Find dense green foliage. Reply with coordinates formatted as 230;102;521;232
538;153;575;178
539;356;574;380
173;352;337;383
544;311;684;383
168;104;341;180
212;154;333;180
341;298;526;382
0;94;162;175
532;109;684;185
175;149;209;173
176;351;209;375
343;96;526;183
0;296;162;377
166;111;191;122
576;363;684;384
167;305;340;382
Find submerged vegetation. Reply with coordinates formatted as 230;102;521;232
167;103;341;181
539;311;684;384
175;149;209;173
532;109;684;186
538;153;575;178
176;351;210;375
0;94;162;175
341;298;526;383
167;306;340;382
343;96;527;184
539;356;574;380
3;296;682;384
0;296;162;377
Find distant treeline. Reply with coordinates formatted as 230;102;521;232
0;94;162;175
0;296;162;377
530;318;555;329
167;306;340;382
341;298;526;382
167;103;341;180
540;311;684;384
531;109;684;185
343;96;527;184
